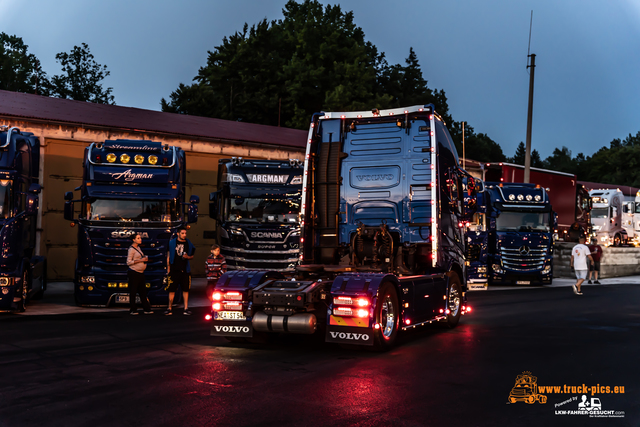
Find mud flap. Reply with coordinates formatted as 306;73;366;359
325;325;374;346
210;320;253;338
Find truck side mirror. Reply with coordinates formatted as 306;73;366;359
209;191;219;219
64;191;74;201
187;204;198;224
25;193;39;216
475;179;485;193
64;200;75;221
190;195;200;204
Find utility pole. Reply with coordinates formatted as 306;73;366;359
524;10;535;183
524;53;535;183
462;121;466;170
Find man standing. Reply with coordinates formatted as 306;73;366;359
587;241;602;284
165;226;195;315
570;236;593;295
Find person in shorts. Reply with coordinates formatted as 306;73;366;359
570;236;593;295
587;242;602;284
165;226;195;315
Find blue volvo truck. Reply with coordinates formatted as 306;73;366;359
207;105;478;349
209;157;302;272
466;183;554;288
64;140;199;306
0;126;46;312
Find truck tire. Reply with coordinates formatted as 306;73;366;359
373;282;399;350
444;272;462;328
17;269;29;312
31;263;47;300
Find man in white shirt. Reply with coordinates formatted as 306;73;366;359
571;236;593;295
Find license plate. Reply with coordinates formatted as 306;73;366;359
116;295;141;304
216;311;246;320
516;281;531;285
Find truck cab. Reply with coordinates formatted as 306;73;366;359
209;158;302;272
0;126;46;312
207;105;477;348
64;140;199;306
467;183;554;287
590;189;629;246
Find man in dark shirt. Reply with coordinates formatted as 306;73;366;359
165;226;195;315
587;242;602;284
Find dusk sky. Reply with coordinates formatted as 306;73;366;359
3;0;640;160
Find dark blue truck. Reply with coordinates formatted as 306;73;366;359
207;105;478;349
0;126;46;312
63;140;199;306
466;183;554;288
209;158;302;273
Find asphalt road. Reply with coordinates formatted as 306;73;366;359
1;279;638;427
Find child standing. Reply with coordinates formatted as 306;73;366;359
205;244;227;300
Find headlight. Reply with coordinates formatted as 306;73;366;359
0;277;12;286
477;266;487;273
106;153;117;163
542;265;551;274
492;264;504;274
148;155;158;165
80;276;95;283
134;155;144;164
290;175;303;185
120;154;130;164
230;228;243;235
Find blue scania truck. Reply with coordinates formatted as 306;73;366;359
64;140;199;306
207;105;478;349
0;126;46;312
466;183;554;288
209;157;302;272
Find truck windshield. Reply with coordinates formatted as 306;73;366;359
85;199;179;222
635;203;640;214
591;208;609;219
0;180;11;219
496;211;550;232
225;196;300;224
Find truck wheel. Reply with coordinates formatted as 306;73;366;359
373;282;399;350
614;234;621;246
31;264;47;300
444;272;462;328
17;269;29;312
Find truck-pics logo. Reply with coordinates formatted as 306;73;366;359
508;371;626;418
109;169;154;181
251;232;284;239
508;371;547;404
246;174;289;184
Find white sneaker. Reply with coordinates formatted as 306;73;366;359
572;284;578;295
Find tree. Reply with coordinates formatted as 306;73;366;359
0;33;51;95
51;43;114;104
161;1;453;130
543;146;575;174
511;142;526;165
531;149;544;168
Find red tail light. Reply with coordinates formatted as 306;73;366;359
212;302;222;311
333;306;354;317
212;292;222;301
224;291;242;301
224;301;243;311
205;314;212;320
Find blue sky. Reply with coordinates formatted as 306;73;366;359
4;0;640;160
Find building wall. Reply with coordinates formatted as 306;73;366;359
1;118;304;279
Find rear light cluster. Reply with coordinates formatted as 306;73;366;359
211;291;244;311
332;295;370;318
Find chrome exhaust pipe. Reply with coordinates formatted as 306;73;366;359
253;311;317;334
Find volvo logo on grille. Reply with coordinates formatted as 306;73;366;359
519;245;530;255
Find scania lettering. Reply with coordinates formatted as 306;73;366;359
466;183;554;288
64;139;199;306
0;126;46;312
209;158;302;272
208;105;477;349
